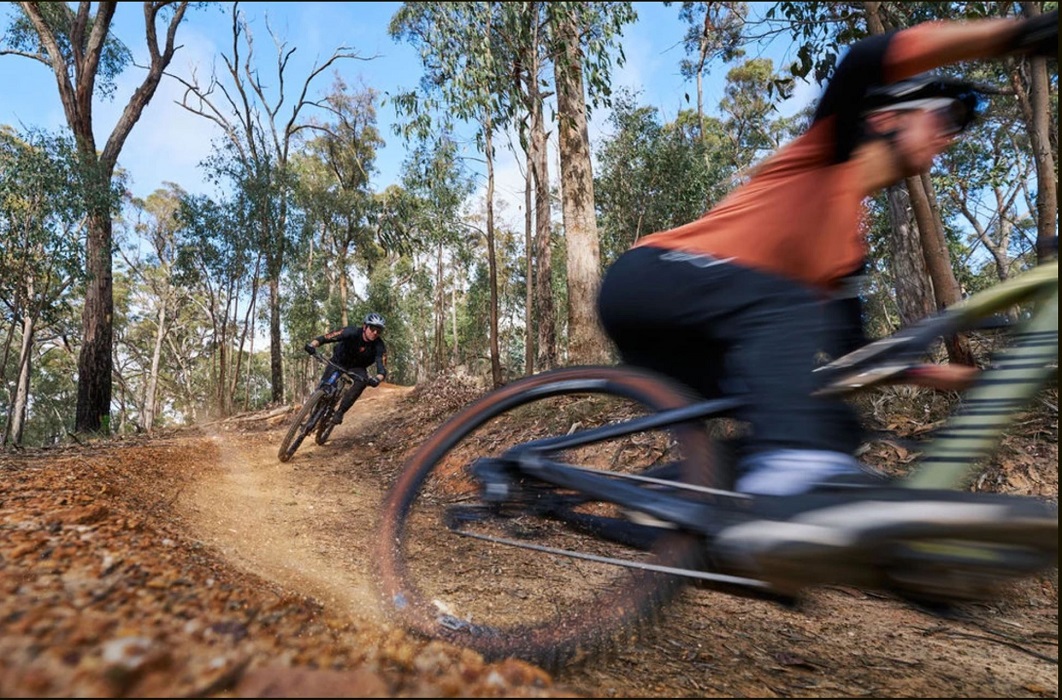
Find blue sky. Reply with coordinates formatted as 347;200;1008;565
0;2;815;221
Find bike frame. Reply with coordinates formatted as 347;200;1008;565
316;354;363;397
489;260;1058;531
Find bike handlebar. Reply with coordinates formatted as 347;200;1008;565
308;350;380;387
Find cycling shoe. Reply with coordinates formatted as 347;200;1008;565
707;486;1057;598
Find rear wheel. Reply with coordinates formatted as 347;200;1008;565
278;389;328;462
374;365;721;669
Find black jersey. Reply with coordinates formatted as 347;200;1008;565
314;326;388;377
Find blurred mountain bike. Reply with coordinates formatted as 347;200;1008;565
374;246;1057;669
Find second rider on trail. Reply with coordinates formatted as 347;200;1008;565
304;312;389;426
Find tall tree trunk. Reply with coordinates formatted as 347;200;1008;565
484;124;503;387
269;276;283;404
240;255;263;412
435;241;446;373
524;162;534;376
552;13;607;364
8;289;35;446
75;210;116;433
1018;2;1057;264
143;301;167;433
885;185;936;328
16;1;190;434
339;231;351;327
696;9;711;145
217;290;233;418
267;193;288;406
909;174;975;365
451;285;460;366
531;75;557;371
243;317;256;413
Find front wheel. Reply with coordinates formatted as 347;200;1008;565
373;365;720;669
278;388;329;462
315;398;337;445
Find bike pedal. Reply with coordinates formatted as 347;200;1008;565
471;458;518;502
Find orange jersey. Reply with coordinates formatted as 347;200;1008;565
635;120;865;291
634;22;973;292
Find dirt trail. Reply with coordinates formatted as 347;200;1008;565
183;385;410;624
176;383;1059;698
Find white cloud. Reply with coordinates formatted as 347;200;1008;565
91;20;227;197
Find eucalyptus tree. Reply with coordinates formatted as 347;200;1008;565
0;1;194;434
495;1;557;374
1014;2;1056;264
115;184;188;433
390;1;512;387
460;213;524;377
673;1;749;142
545;1;636;365
293;76;385;328
173;1;369;405
594;90;737;265
393;133;476;376
173;189;261;418
718;58;794;167
0;127;85;446
937;95;1037;285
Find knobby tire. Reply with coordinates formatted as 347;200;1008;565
373;365;720;669
315;397;338;445
278;388;329;462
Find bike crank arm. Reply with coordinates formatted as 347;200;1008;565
515;455;748;537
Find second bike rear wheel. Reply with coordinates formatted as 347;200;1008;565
374;365;722;669
278;389;328;462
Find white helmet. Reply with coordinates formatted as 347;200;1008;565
861;75;988;136
364;312;386;329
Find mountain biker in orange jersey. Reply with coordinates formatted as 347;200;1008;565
596;12;1057;570
304;312;388;425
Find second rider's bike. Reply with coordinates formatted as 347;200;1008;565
277;352;370;463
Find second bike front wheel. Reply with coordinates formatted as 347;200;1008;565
315;399;337;445
278;389;328;462
373;365;721;669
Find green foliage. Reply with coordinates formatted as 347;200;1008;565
0;127;87;307
389;2;512;146
543;1;636;115
0;127;90;445
676;1;748;81
593;89;737;266
3;1;1056;437
3;2;132;100
13;340;79;445
397;131;476;248
719;58;792;162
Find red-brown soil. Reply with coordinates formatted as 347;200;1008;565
0;379;1056;697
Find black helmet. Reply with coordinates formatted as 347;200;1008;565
364;312;386;329
861;74;989;136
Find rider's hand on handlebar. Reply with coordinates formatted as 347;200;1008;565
367;374;382;387
304;342;317;355
1008;9;1057;57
